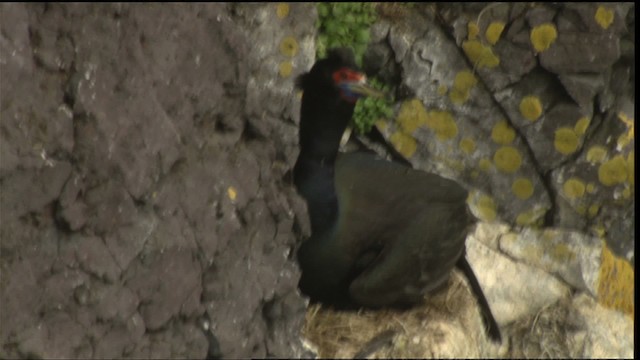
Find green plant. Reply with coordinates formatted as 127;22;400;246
315;3;394;134
352;79;394;134
316;3;377;66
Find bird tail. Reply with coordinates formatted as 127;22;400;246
457;256;502;342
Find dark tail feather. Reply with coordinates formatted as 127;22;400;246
457;256;502;343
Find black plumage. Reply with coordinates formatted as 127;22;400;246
293;48;501;342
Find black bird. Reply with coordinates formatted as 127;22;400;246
293;48;501;342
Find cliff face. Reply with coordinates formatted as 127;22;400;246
0;3;315;358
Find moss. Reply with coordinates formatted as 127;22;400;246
554;127;579;155
598;155;628;186
276;3;290;18
493;146;522;173
425;110;458;141
530;23;557;52
519;95;543;121
586;145;608;164
449;70;478;104
562;177;586;199
595;6;614;30
280;36;299;57
622;187;631;199
279;61;293;77
485;21;505;45
512;177;534;200
467;21;479;40
462;40;500;68
459;137;476;155
390;131;417;158
597;242;634;316
491;120;516;145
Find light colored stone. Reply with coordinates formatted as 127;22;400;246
466;231;571;325
499;227;602;296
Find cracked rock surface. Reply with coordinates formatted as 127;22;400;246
1;3;315;359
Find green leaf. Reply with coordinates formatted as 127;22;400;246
318;3;330;18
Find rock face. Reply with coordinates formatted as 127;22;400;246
1;3;634;359
367;3;634;265
1;3;315;358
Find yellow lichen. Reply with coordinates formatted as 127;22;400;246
554;127;580;155
467;21;479;40
588;204;600;218
493;146;522;173
595;6;614;30
425;110;458;141
437;84;448;96
479;158;492;172
449;70;478;104
552;243;575;262
276;3;290;19
519;95;543;121
586;145;608;164
390;131;417;158
627;151;634;185
397;99;428;134
574;116;591;136
512;177;534;200
598;155;628;186
530;23;557;52
375;120;388;132
563;177;586;199
491;120;516;145
462;40;500;68
459;137;476;155
592;225;606;238
476;194;497;222
227;186;237;201
279;36;299;57
586;182;597;194
622;187;631;199
485;21;505;45
597;242;634;316
576;204;587;216
515;208;546;227
279;61;293;77
616;112;634;150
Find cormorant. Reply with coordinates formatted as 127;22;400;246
293;48;501;342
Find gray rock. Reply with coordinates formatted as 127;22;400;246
540;32;621;74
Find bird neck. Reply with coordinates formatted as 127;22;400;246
297;90;355;164
294;89;355;234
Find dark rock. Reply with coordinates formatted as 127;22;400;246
559;74;605;110
540;32;621;74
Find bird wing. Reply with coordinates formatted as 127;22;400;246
334;152;473;307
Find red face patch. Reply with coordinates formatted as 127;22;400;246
332;67;364;85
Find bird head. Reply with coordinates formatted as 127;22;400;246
296;48;386;103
